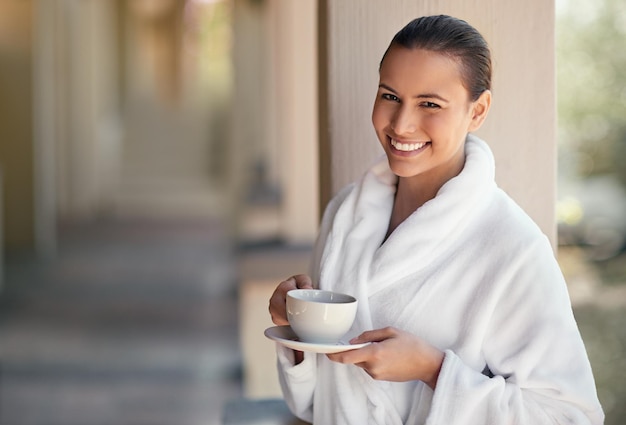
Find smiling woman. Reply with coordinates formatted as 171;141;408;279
372;47;491;229
268;14;604;425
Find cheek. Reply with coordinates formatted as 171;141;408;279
417;114;441;136
372;102;390;132
424;111;464;135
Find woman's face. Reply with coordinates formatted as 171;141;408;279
372;46;490;182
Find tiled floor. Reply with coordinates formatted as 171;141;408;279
0;218;242;425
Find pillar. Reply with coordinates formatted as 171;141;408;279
319;0;557;245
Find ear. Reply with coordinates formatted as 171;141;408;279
468;90;492;132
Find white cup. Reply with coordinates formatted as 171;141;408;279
286;289;358;343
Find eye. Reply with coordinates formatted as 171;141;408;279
381;93;400;102
421;101;440;109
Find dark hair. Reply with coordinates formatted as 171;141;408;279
380;15;492;101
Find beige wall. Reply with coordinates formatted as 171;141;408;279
0;0;35;251
231;0;272;226
51;0;121;219
30;0;121;257
4;0;234;257
0;0;120;254
268;0;319;244
233;0;319;244
319;0;557;245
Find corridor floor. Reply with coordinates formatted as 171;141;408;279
0;218;242;425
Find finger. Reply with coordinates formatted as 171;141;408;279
268;278;298;325
327;344;373;364
268;274;313;326
350;327;398;344
269;299;288;326
281;276;299;291
292;274;314;289
268;295;288;325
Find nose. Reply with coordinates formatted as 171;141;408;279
391;105;416;135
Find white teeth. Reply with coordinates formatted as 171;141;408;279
391;139;427;152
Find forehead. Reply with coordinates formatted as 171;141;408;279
379;46;467;95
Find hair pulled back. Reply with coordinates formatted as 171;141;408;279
381;15;492;101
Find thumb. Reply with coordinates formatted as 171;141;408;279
350;327;396;344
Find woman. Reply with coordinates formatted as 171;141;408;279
268;15;604;424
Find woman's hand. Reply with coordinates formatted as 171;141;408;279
268;275;313;365
268;274;314;326
327;327;444;390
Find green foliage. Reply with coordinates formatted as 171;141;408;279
557;0;626;184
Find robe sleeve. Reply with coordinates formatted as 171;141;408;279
425;237;604;425
274;186;354;421
276;346;317;422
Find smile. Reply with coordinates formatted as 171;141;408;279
390;138;429;152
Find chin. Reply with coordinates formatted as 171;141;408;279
386;160;422;178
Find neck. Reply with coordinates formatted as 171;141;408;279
385;151;466;240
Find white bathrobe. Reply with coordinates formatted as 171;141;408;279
275;135;604;425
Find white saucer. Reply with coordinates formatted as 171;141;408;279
264;325;370;354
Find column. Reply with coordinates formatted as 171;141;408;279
319;0;557;245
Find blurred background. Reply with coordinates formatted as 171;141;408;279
0;0;624;424
555;0;626;422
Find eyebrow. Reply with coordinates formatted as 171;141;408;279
378;83;449;103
